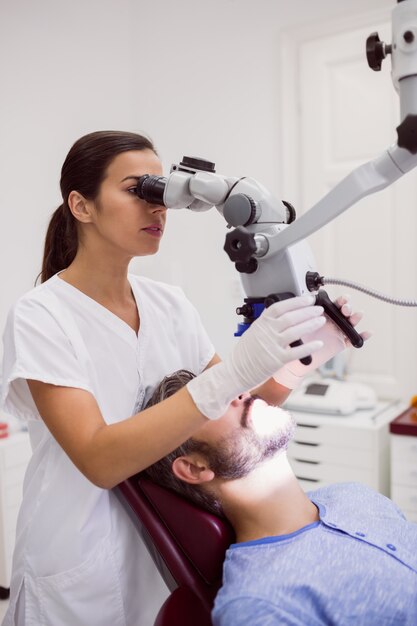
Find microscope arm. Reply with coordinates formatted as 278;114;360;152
258;0;417;257
135;0;417;351
256;143;417;259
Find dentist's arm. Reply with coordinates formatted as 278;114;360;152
28;296;325;488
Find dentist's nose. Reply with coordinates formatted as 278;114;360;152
149;204;166;214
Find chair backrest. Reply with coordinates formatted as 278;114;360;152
154;586;212;626
115;474;235;614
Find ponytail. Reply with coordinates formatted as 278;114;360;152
37;203;78;284
36;130;157;285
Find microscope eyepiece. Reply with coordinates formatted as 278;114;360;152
136;174;167;206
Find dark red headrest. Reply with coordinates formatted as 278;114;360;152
137;476;235;584
154;586;212;626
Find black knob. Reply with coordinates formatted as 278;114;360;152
235;258;258;274
179;156;216;173
236;304;253;317
397;115;417;154
224;226;257;263
366;32;386;71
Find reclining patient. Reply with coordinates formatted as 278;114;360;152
144;369;417;626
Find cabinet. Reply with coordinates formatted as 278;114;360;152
287;401;403;496
0;432;31;587
390;407;417;523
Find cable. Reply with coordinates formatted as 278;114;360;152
322;276;417;307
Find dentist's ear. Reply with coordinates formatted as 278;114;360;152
68;190;94;224
172;455;215;485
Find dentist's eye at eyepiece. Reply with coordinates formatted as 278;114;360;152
136;174;167;205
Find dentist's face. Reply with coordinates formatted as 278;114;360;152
87;150;167;258
191;394;296;480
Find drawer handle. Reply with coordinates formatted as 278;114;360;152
297;424;319;429
296;476;319;483
293;441;320;448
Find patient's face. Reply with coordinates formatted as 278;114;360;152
191;395;296;480
196;394;291;440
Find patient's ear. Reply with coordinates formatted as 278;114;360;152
172;455;215;485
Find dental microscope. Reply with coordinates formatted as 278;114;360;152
136;0;417;364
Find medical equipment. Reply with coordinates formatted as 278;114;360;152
284;378;377;416
137;160;362;364
137;0;417;353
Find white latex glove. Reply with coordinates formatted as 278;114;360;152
273;294;371;389
187;295;325;419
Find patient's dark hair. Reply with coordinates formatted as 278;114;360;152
143;370;224;517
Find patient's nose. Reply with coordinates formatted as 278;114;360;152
231;392;251;406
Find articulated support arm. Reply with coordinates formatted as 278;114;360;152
135;1;417;349
257;144;417;258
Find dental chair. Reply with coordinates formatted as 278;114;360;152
115;474;235;626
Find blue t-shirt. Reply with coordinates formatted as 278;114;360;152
212;483;417;625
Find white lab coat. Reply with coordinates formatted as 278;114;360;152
0;272;215;626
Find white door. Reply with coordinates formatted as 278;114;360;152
282;14;417;401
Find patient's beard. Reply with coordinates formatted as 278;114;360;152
202;400;296;481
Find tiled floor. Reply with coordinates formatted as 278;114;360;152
0;600;8;621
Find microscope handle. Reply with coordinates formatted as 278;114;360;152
315;290;364;348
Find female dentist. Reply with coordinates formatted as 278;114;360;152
0;130;356;625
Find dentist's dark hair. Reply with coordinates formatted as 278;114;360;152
37;130;157;284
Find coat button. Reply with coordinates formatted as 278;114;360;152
355;532;366;537
386;544;396;551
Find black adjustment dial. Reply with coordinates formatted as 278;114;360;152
224;226;257;263
397;115;417;154
179;156;216;173
236;303;253;318
366;32;388;71
235;258;258;274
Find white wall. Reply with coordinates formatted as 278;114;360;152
0;0;394;359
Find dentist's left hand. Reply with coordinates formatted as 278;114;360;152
273;294;371;389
